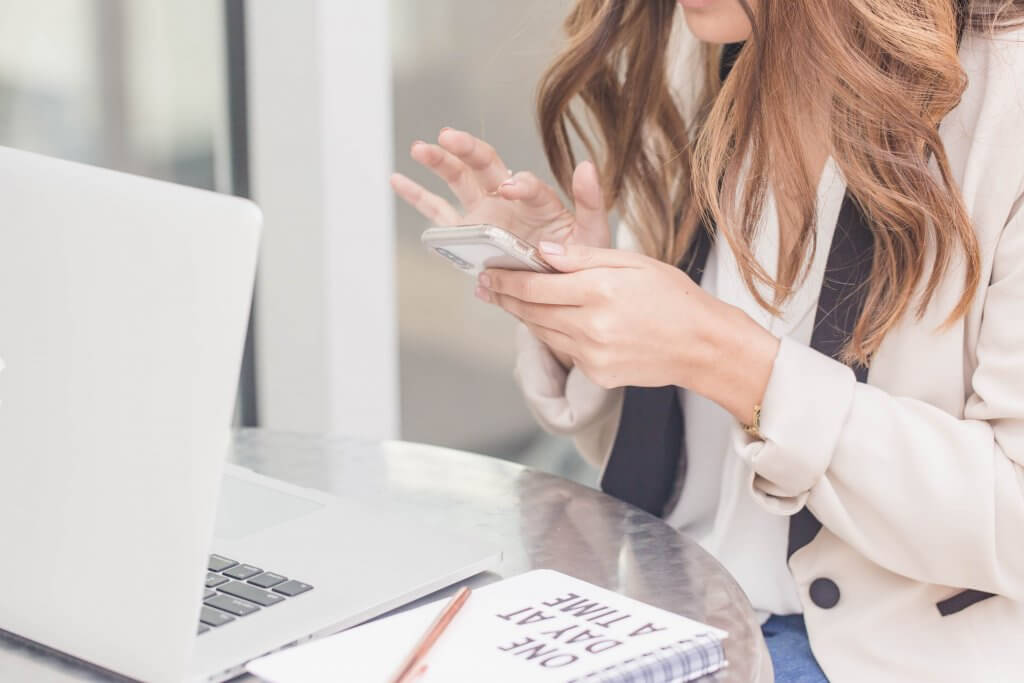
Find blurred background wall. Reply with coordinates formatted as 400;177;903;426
0;0;595;486
0;0;224;186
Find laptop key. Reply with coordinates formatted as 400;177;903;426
223;564;262;580
248;572;287;589
198;624;210;635
203;589;216;600
219;581;284;607
205;594;260;617
199;606;236;627
273;580;313;597
208;554;238;572
205;572;228;588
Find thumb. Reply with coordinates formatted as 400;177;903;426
536;240;642;273
571;161;611;248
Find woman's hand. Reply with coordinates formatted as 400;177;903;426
477;242;781;424
391;127;610;249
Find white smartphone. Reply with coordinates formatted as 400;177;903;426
421;224;555;275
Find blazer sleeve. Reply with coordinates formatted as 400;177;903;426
514;323;624;469
732;202;1024;598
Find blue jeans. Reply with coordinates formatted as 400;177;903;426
761;614;829;682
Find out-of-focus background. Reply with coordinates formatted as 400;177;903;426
0;0;594;486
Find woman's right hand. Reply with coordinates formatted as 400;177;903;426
390;127;610;250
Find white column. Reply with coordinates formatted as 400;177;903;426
245;0;398;438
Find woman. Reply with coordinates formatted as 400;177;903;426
391;1;1024;680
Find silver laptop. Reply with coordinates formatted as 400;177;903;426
0;146;501;682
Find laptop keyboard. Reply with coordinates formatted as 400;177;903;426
197;554;313;635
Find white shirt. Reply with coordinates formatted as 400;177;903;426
666;157;847;619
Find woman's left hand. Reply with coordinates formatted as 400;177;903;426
477;241;781;424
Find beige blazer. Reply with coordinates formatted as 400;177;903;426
514;22;1024;683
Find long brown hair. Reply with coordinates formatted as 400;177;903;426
537;0;1024;363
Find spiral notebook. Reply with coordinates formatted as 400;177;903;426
247;569;727;683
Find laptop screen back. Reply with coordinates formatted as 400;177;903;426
0;146;260;683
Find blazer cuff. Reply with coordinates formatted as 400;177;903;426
513;324;614;435
733;336;857;511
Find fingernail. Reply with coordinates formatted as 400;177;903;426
478;273;491;288
440;126;453;133
499;179;517;189
475;285;491;303
539;241;565;255
411;140;425;150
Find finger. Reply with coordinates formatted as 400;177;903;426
488;291;578;330
525;322;576;357
480;269;587;306
571;160;611;248
438;128;512;194
409;140;480;206
534;240;646;273
390;173;462;225
496;171;566;214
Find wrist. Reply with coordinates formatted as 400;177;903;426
692;302;780;425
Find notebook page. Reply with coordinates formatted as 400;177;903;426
247;570;726;683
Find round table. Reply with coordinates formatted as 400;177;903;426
0;430;770;682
